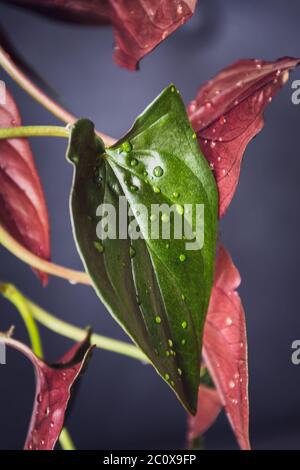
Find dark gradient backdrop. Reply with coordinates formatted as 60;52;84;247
0;0;300;450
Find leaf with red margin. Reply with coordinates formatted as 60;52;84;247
188;57;300;217
202;245;250;450
0;87;50;285
187;384;222;447
3;0;197;70
0;331;93;450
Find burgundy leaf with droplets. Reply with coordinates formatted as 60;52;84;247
3;0;197;70
187;385;222;447
0;332;93;450
188;57;300;217
202;245;250;450
0;87;50;285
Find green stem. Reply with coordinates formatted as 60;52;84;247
27;298;147;362
0;125;69;140
0;282;147;362
0;45;115;146
59;428;76;451
0;283;43;357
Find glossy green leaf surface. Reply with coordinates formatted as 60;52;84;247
66;85;218;414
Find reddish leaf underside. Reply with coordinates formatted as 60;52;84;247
0;332;93;450
202;245;250;450
188;57;300;217
188;385;222;446
4;0;197;70
0;87;50;284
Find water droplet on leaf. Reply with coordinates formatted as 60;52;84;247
130;158;138;167
71;155;79;164
176;204;184;215
129;246;136;258
153;166;164;177
181;321;188;329
121;141;132;153
93;240;104;253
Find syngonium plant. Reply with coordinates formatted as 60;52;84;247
0;0;299;451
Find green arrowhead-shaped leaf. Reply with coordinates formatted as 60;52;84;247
66;85;218;414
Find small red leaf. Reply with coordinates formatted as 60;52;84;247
188;57;300;217
1;332;93;450
0;87;50;284
202;245;250;450
188;385;222;446
111;0;197;70
4;0;197;70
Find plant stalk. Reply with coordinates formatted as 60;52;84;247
59;428;76;451
27;297;147;362
0;282;147;362
0;224;91;285
0;125;69;140
0;45;115;146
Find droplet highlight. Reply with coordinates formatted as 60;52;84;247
93;240;104;253
153;166;164;177
121;141;132;153
181;321;188;329
129;246;136;258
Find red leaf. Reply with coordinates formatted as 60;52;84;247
187;385;222;446
202;245;250;450
188;57;300;217
1;332;93;450
0;87;50;284
4;0;197;70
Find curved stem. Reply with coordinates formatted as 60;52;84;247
0;224;91;285
0;45;115;146
59;428;75;451
0;283;43;357
26;297;147;362
0;281;147;361
0;125;69;139
0;46;76;124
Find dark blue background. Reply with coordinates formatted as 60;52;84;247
0;0;300;450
